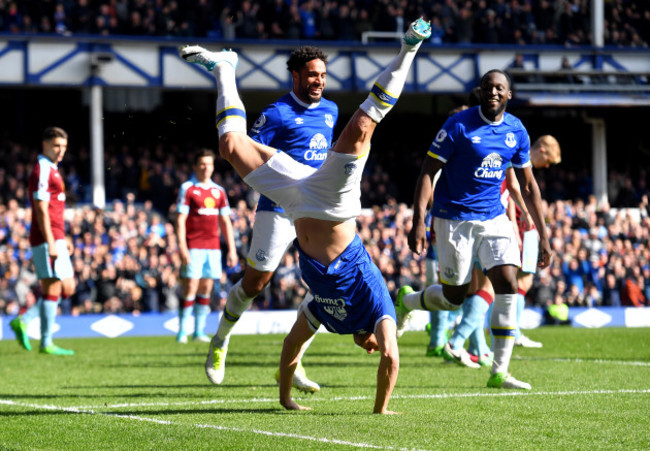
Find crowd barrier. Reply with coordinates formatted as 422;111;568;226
1;307;649;341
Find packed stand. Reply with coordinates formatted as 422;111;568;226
1;0;648;47
0;138;649;316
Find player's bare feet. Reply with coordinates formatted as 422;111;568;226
280;399;312;411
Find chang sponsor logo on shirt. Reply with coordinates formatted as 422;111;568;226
474;152;504;179
309;133;328;150
314;293;347;321
304;133;329;161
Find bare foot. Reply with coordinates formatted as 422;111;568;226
281;399;312;411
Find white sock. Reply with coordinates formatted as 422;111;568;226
490;294;518;375
403;285;461;311
297;334;316;363
214;280;254;345
214;63;247;137
360;41;421;123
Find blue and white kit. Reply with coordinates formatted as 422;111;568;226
427;106;531;283
429;105;531;221
297;235;396;335
245;91;338;271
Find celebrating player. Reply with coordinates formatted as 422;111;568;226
179;17;432;413
206;46;338;393
402;69;551;389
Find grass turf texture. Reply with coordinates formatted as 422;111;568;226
1;327;648;450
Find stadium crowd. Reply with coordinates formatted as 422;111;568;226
1;0;648;47
0;139;649;318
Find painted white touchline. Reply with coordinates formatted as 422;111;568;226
70;397;278;409
46;388;650;411
393;388;650;400
512;356;650;366
0;399;422;451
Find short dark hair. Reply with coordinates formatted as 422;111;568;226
194;149;215;165
43;127;68;141
480;69;512;90
287;46;328;73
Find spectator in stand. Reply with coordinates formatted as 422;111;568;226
543;294;572;326
263;0;289;40
2;0;649;46
622;268;647;307
602;272;622;307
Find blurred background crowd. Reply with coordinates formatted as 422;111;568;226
1;0;648;47
0;140;649;317
0;0;649;320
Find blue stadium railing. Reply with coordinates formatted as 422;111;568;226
1;33;649;103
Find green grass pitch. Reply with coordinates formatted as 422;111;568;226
1;327;649;450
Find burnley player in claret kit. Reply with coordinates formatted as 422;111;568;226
175;149;238;344
10;127;76;355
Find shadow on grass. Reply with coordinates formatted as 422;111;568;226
103;360;279;369
63;383;280;390
0;407;283;416
0;390;283;400
110;407;282;415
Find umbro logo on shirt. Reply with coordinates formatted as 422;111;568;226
471;136;481;143
295;118;304;125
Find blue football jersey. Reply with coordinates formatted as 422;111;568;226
249;91;338;213
296;235;396;335
428;106;531;221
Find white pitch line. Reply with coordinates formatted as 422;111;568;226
0;399;421;451
512;356;650;366
34;388;650;412
70;397;279;410
2;391;648;449
393;388;650;400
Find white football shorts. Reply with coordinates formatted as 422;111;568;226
425;255;439;285
434;214;521;286
245;210;296;272
244;150;368;222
